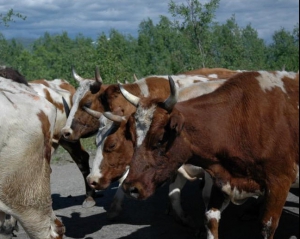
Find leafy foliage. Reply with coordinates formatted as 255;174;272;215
0;9;26;27
0;1;298;86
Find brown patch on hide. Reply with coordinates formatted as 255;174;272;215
37;111;52;164
54;218;65;238
42;88;64;112
30;79;50;87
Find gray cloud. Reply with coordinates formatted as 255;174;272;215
0;0;298;42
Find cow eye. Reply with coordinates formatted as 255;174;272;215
155;137;164;148
105;142;116;152
83;102;92;108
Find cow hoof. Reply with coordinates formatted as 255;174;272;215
82;196;96;208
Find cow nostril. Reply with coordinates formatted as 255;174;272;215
64;132;71;137
130;187;139;194
129;187;140;199
61;128;72;139
91;181;97;186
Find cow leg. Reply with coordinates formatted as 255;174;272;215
107;186;125;219
15;209;64;239
201;172;213;210
204;185;230;239
260;181;291;239
107;170;129;219
58;138;96;208
168;172;194;227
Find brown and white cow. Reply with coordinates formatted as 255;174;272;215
0;76;65;239
121;71;299;239
60;68;238;222
61;68;240;142
84;80;227;222
29;78;96;207
61;67;110;141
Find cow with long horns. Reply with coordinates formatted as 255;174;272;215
121;71;299;239
83;80;227;223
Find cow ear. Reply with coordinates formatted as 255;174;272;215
169;111;184;135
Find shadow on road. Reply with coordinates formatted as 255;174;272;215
58;212;107;238
51;180;299;239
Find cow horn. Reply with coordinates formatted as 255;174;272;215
95;66;103;84
163;76;178;111
133;74;138;82
119;84;140;107
83;107;102;119
62;97;70;118
103;112;126;123
72;66;84;82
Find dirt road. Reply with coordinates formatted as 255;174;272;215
14;157;299;239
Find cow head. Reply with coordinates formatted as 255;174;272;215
85;107;136;190
61;66;107;141
121;77;186;200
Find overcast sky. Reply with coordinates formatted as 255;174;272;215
0;0;299;43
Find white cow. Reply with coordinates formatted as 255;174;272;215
0;76;65;239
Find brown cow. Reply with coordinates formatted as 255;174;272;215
60;68;239;222
84;80;226;223
121;71;299;239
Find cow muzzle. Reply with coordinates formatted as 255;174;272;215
61;127;74;140
87;175;100;189
86;175;109;190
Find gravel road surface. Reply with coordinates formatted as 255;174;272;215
13;155;299;239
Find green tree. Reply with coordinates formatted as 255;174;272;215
136;16;194;75
94;29;138;83
169;0;220;68
209;16;268;70
0;9;26;27
240;24;267;70
24;32;95;81
209;15;244;69
0;33;25;69
267;26;299;71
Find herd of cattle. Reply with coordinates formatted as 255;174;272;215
0;65;298;239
